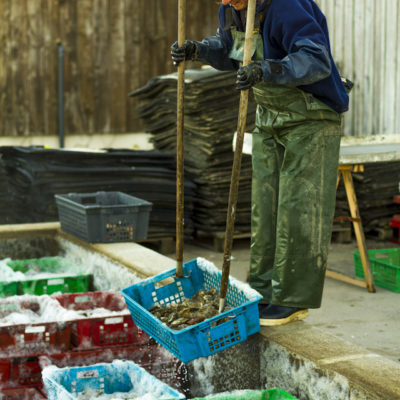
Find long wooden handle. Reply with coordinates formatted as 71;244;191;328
176;0;186;278
219;0;257;312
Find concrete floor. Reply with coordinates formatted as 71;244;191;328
168;237;400;364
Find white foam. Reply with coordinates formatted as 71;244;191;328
0;258;26;281
196;257;262;301
0;294;129;326
58;238;142;291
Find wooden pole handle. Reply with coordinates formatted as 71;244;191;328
176;0;186;277
219;0;257;311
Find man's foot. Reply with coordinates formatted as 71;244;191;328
259;304;308;326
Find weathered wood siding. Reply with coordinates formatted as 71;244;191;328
1;1;399;137
316;0;400;136
0;0;219;136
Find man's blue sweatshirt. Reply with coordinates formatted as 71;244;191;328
196;0;349;114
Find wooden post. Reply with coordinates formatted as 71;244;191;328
176;0;186;278
329;165;375;292
219;0;257;313
341;168;375;292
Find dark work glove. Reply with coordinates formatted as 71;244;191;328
236;62;264;90
171;40;198;66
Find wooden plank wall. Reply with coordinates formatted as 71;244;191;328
2;0;399;138
0;0;219;136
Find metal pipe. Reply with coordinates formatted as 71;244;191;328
57;42;65;148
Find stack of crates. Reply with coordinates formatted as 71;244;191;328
0;256;93;397
0;256;188;398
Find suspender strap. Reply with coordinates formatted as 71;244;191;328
224;0;272;32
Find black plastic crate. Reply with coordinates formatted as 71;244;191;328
55;191;152;243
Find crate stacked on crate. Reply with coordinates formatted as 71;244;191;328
0;387;47;399
0;255;93;396
0;294;75;393
0;257;93;297
0;289;189;397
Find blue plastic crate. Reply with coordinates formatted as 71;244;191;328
42;360;185;399
121;258;262;363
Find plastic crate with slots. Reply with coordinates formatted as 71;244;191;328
0;297;72;357
41;344;188;392
191;389;298;399
121;258;262;363
354;248;400;292
0;387;46;399
0;281;19;298
55;191;152;243
42;360;185;400
4;257;92;296
52;291;150;348
0;344;188;394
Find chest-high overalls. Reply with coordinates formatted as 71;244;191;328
228;5;343;308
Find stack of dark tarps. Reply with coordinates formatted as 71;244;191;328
0;146;196;239
130;67;257;234
0;154;11;224
335;161;400;237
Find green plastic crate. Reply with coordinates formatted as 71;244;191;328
191;389;298;400
5;257;92;295
0;281;20;298
353;248;400;292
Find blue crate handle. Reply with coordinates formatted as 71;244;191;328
198;312;248;357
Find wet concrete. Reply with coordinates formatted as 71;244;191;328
176;238;400;365
1;223;399;399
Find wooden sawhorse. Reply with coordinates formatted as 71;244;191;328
325;164;376;292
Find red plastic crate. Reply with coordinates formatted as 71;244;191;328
0;345;171;389
0;387;46;399
0;345;189;396
390;219;400;243
9;357;43;388
0;297;73;357
0;359;10;385
41;343;177;368
52;291;150;349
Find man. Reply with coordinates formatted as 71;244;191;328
171;0;349;325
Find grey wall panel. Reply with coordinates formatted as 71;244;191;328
316;0;400;136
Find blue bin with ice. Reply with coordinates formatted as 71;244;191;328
121;258;262;363
42;360;185;399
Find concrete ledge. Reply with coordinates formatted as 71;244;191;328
0;222;60;239
260;322;400;399
57;231;176;279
